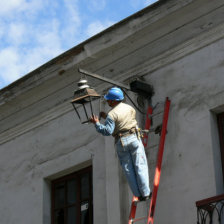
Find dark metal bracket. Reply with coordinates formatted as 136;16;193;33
78;68;154;114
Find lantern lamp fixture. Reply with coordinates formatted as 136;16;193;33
71;78;101;124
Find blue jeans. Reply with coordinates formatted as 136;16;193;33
116;133;150;197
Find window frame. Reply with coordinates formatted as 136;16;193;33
51;166;93;224
217;113;224;182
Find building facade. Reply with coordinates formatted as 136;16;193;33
0;0;224;223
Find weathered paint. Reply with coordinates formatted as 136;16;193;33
0;0;224;223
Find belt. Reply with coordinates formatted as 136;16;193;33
114;127;136;142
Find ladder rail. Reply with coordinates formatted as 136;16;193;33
128;97;171;224
147;97;171;224
128;196;139;224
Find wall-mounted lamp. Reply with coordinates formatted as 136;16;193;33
71;79;101;124
71;68;155;123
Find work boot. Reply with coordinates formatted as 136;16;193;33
139;192;152;201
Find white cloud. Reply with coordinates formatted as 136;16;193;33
36;31;63;57
0;0;133;89
87;0;106;12
0;21;6;39
8;23;27;45
0;0;80;87
59;0;82;47
0;0;25;16
0;17;64;86
130;0;142;9
0;0;44;17
0;34;63;86
64;0;80;24
0;0;115;88
86;20;114;37
0;48;23;83
22;0;45;19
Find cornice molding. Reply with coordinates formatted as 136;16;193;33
1;22;224;145
122;22;224;78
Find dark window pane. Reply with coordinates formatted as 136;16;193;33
55;182;65;208
81;173;89;200
54;209;64;224
68;206;77;224
67;179;77;205
52;168;92;224
218;113;224;182
81;201;89;224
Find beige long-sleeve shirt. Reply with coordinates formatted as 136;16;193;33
108;102;137;137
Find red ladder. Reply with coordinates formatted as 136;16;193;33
128;97;171;224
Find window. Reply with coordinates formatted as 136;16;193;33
51;167;93;224
217;113;224;182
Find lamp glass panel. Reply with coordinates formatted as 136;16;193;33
74;97;100;123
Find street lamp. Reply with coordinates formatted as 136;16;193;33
71;78;101;124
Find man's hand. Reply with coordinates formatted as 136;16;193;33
90;115;99;124
99;111;107;119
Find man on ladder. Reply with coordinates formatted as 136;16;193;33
90;87;151;201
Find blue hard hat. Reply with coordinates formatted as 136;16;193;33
104;87;124;101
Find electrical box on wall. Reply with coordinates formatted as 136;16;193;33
130;80;154;99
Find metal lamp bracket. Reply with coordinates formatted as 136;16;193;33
78;68;154;114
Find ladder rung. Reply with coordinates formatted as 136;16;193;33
153;101;165;110
149;111;163;118
133;199;147;205
142;124;162;133
132;216;147;223
148;143;159;148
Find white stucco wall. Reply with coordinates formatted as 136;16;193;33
0;0;224;223
144;37;224;223
0;110;107;223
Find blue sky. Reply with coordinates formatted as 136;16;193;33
0;0;158;90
